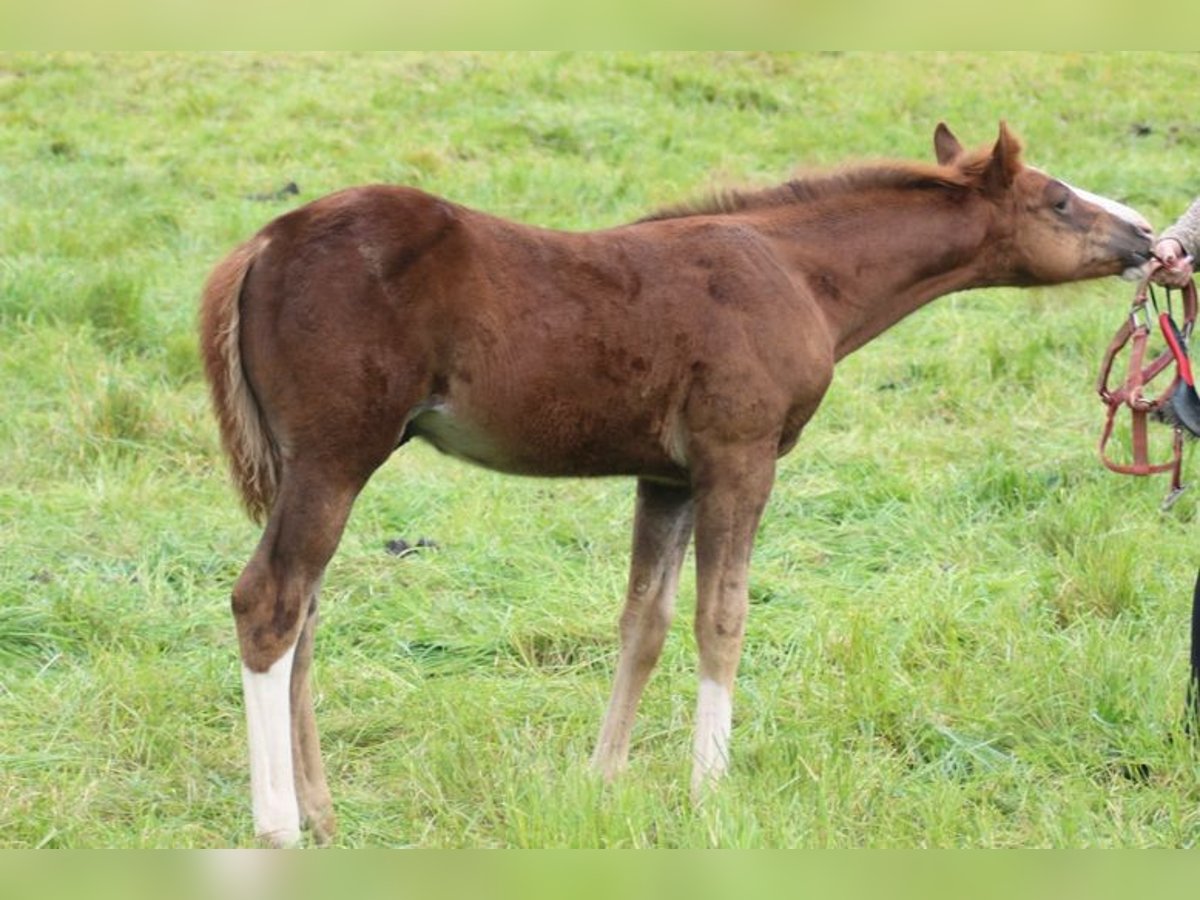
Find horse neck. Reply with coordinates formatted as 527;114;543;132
760;187;996;360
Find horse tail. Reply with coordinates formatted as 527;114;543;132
199;234;279;524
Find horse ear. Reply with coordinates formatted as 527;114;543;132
982;121;1023;195
933;122;963;165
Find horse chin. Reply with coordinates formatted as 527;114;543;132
1120;260;1153;282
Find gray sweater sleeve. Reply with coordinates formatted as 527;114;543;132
1161;197;1200;258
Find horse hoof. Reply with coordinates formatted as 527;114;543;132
309;810;337;848
257;827;302;849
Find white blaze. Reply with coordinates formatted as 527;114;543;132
1063;180;1152;234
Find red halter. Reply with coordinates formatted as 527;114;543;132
1097;274;1198;508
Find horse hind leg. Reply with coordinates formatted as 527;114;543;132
592;479;694;778
233;465;364;847
290;595;334;845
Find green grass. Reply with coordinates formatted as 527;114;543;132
4;51;1200;848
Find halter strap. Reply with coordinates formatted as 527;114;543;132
1097;275;1197;506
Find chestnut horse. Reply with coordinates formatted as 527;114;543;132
200;123;1152;846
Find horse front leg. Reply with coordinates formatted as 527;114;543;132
592;479;695;779
688;443;777;800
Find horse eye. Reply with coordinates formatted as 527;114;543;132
1053;194;1071;214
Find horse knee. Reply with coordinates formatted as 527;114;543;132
693;607;746;678
620;586;673;641
694;606;745;643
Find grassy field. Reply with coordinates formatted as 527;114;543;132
3;51;1200;848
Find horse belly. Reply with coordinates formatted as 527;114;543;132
409;400;685;480
410;406;516;470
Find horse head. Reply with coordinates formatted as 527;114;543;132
937;122;1154;285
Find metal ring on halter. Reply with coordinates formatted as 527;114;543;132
1130;303;1153;332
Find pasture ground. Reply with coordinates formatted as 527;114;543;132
3;52;1200;847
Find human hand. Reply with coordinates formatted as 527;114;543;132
1152;238;1194;287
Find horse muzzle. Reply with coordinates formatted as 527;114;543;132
1115;223;1155;281
1120;248;1156;281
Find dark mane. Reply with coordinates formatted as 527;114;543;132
638;157;986;223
